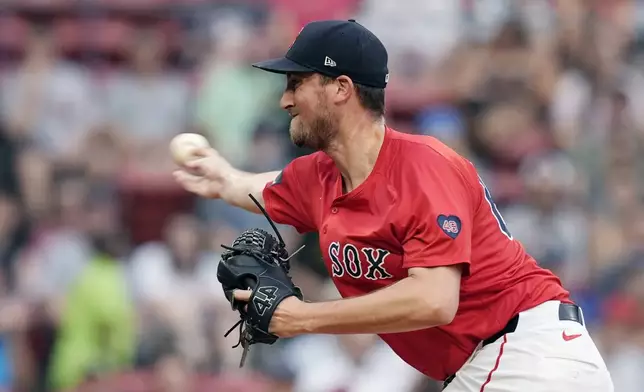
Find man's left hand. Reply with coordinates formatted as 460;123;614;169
233;289;308;338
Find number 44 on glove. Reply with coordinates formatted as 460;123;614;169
216;195;305;367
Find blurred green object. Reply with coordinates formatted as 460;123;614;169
195;65;285;167
47;254;136;390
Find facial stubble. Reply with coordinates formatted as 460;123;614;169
290;96;339;151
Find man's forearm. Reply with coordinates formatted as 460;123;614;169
293;275;456;335
223;170;281;213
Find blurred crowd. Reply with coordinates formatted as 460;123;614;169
0;0;643;391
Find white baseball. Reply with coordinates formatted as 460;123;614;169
169;133;210;165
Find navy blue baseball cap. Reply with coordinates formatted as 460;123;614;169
252;19;389;89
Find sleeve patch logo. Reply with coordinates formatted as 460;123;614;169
437;215;461;239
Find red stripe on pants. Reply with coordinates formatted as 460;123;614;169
480;335;507;391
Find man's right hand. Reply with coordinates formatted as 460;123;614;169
173;147;234;200
172;147;281;214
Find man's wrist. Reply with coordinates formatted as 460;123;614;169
221;169;246;204
270;297;315;337
297;301;316;334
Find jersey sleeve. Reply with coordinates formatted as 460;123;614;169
262;156;317;234
400;156;475;275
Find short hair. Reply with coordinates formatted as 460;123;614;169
320;75;385;119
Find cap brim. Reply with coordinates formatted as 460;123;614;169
252;57;313;74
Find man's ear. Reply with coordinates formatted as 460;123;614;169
333;75;355;104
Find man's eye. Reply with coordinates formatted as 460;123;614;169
286;78;302;91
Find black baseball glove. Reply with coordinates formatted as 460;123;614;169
217;227;304;367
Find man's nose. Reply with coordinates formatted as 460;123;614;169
280;91;294;111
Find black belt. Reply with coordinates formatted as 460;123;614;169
442;303;584;390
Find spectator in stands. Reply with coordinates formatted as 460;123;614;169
0;22;101;165
11;167;93;391
193;12;285;167
104;24;191;172
129;213;224;371
502;151;590;289
47;195;135;391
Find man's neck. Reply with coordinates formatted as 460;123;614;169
325;117;386;194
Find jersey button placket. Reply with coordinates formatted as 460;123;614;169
331;207;338;214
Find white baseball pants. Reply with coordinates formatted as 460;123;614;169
443;301;614;392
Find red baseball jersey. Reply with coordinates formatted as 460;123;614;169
262;127;570;381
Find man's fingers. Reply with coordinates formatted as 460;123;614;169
192;147;214;158
182;158;207;174
233;289;252;302
173;170;198;186
174;160;206;178
182;148;213;168
173;170;205;193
